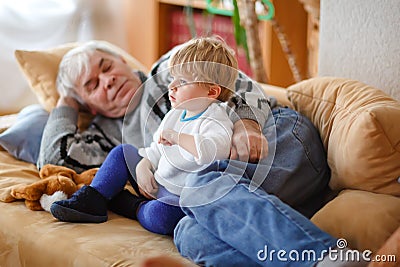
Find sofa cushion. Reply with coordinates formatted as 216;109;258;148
14;40;148;112
311;189;400;253
287;77;400;196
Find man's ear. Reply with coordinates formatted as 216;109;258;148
208;85;221;99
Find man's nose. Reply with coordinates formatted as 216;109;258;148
101;74;116;89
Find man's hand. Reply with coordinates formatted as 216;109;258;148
56;96;80;111
230;119;268;163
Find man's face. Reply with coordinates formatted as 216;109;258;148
75;50;143;118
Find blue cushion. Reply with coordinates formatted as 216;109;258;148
0;104;49;164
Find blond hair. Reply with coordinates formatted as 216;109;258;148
169;36;238;102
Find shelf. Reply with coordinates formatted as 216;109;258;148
158;0;207;10
124;0;310;87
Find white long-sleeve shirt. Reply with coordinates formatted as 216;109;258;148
138;103;233;195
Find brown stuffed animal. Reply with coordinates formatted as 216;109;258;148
11;164;97;211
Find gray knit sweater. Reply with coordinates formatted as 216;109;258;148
37;51;275;173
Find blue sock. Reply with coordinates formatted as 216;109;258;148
137;199;185;235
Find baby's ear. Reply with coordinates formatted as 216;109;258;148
208;85;221;99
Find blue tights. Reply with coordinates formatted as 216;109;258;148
90;144;185;235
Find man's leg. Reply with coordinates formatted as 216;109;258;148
175;216;261;267
261;107;331;217
211;107;331;218
178;169;337;267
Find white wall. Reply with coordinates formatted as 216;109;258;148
318;0;400;100
0;0;128;114
84;0;128;49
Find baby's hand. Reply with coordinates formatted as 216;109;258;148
136;159;157;199
158;129;178;146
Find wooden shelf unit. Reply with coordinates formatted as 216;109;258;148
123;0;309;87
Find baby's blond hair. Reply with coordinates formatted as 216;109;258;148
169;36;238;102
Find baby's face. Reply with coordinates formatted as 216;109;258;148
168;76;213;112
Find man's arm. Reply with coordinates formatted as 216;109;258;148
227;73;274;162
228;72;278;126
37;97;121;173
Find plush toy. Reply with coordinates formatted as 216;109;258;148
11;164;97;211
